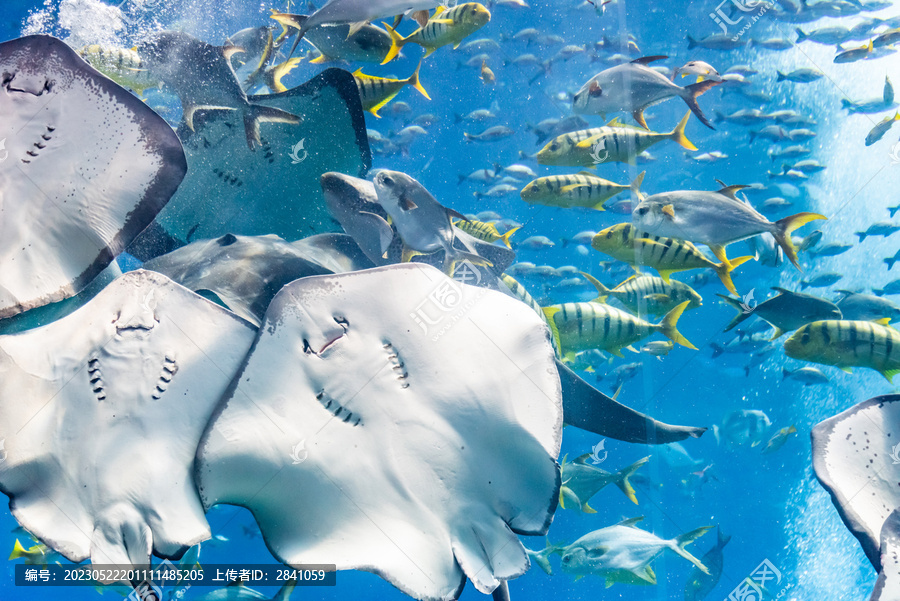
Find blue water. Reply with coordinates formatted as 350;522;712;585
1;0;899;599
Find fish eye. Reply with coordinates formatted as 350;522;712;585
382;176;393;185
637;206;649;215
550;143;559;151
561;555;570;563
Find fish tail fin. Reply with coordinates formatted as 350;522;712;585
244;105;301;149
686;35;697;49
580;271;611;303
445;250;492;276
890;206;900;218
669;111;697;151
776;71;786;82
856;231;867;242
525;546;555;575
615;456;650;504
782;367;792;380
716;293;752;331
408;60;430;100
795;27;807;42
672;526;712;574
499;226;520;249
381;22;405;64
265;57;303;93
712;255;753;297
887;257;897;271
273;578;297;601
774;212;827;269
682;80;721;129
9;539;27;561
630;171;646;199
658;301;697;349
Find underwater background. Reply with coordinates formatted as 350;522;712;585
1;0;899;599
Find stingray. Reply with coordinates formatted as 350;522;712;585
0;35;187;319
197;264;562;601
0;270;256;574
812;394;900;600
134;68;370;252
144;232;375;326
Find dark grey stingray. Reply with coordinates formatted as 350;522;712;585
0;35;187;319
141;68;370;248
144;232;374;326
0;270;256;573
813;394;900;601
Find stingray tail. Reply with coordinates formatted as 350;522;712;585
681;80;721;130
671;526;713;574
243;104;302;149
657;301;697;350
615;456;650;504
712;255;753;297
773;212;828;270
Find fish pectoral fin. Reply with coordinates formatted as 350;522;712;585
609;347;626;358
183;105;238;131
346;21;369;38
399;194;418;211
632;108;649;130
357;211;395;254
661;204;675;218
634;565;656;584
560;183;591;193
412;9;430;27
581;502;597;514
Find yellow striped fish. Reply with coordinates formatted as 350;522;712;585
537;112;696;167
354;60;430;117
453;218;519;248
520;171;644;211
382;3;491;64
582;272;702;316
77;45;160;95
542;300;696;359
501;274;561;356
784;319;900;381
591;223;752;296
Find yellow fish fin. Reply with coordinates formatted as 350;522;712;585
659;301;697;349
408;59;430;100
499;226;520;248
669;111;697;150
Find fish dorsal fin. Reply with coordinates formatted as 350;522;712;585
631;55;667;65
771;286;794;296
605;117;623;126
446;207;468;221
573;453;593;464
618;516;644;527
716;184;750;200
577;170;596;177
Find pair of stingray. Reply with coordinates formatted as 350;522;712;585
0;34;705;601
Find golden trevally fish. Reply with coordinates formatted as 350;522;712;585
590;224;753;296
520;171;644;211
784;319;900;382
537;112;696;167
